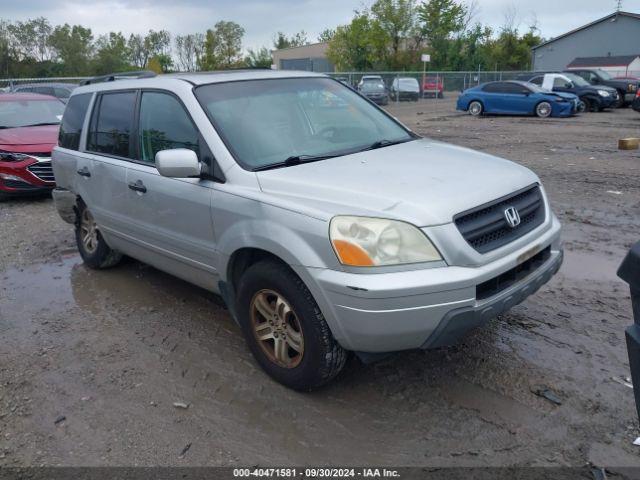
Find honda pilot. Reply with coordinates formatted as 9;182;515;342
52;70;563;390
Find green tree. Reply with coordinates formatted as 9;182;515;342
418;0;467;69
127;30;170;69
93;32;132;74
244;47;272;68
326;12;378;71
175;33;205;71
317;28;335;43
369;0;420;69
48;24;94;75
200;21;245;70
273;31;308;49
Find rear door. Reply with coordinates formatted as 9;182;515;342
83;90;137;240
124;90;219;289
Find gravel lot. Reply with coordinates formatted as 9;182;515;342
1;96;639;468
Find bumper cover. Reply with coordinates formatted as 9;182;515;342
307;215;562;353
52;187;76;224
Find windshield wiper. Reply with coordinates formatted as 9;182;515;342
20;122;60;127
361;137;414;152
253;153;342;171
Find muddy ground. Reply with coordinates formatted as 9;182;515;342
1;97;640;468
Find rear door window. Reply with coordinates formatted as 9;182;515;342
58;93;92;150
138;91;200;164
87;91;136;158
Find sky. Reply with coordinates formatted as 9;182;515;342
1;0;638;51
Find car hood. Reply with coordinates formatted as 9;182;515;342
0;125;59;153
256;139;539;227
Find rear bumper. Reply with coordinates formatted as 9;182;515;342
306;214;562;353
52;187;76;224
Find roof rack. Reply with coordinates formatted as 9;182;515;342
80;70;157;86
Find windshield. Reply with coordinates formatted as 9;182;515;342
0;99;64;128
596;69;612;80
195;78;413;170
361;81;386;92
563;73;589;87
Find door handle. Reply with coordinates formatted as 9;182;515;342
128;180;147;194
76;167;91;177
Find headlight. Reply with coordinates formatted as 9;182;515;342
0;151;29;162
329;216;442;267
597;89;610;97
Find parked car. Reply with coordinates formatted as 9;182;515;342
11;82;77;104
456;80;579;117
0;93;64;199
390;77;420;101
566;68;638;107
357;75;384;91
632;89;640;113
422;76;444;98
358;78;389;105
52;70;563;390
519;72;618;112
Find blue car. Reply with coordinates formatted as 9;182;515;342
457;80;579;118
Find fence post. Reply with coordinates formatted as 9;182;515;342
395;73;400;105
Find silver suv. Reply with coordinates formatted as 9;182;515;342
52;70;563;390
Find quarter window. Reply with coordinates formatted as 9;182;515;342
87;91;136;158
58;93;92;150
138;92;199;164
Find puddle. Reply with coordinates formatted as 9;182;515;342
559;249;624;284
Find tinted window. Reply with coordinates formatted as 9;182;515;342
553;77;569;88
501;83;528;94
54;87;72;99
58;93;92;150
482;82;504;92
138;92;199;163
529;76;543;86
87;91;136;158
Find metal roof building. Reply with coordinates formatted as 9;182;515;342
532;11;640;73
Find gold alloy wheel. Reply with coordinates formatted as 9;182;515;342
250;289;304;368
80;208;99;254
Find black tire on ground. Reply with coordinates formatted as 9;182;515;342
235;259;347;391
581;97;592;112
615;91;625;108
468;100;483;116
75;200;122;269
535;101;552;118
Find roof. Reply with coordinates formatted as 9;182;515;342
0;92;61;102
533;11;640;50
567;55;640;67
75;69;326;94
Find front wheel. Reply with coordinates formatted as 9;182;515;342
577;100;587;113
468;100;483;116
236;260;347;390
535;101;552;118
615;91;625;108
75;201;122;269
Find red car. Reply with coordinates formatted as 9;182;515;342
0;93;64;199
422;76;444;98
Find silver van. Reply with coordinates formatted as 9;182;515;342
52;70;563;390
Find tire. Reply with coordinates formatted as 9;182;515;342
535;101;552;118
615;90;625;108
75;201;122;269
576;100;587;113
235;260;347;391
468;100;483;116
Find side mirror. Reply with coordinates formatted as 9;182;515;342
155;149;201;178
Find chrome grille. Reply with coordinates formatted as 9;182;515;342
454;185;546;254
27;160;55;183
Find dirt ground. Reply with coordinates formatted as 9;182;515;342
1;96;640;468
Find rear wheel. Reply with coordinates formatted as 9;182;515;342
75;201;122;269
236;260;347;391
535;101;552;118
468;101;483;116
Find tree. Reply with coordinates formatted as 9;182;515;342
244;47;272;68
127;34;146;68
126;30;170;69
326;12;378;71
48;24;94;75
317;28;335;43
370;0;420;68
418;0;467;69
93;32;131;74
200;21;244;70
273;31;308;50
7;17;54;62
175;33;205;71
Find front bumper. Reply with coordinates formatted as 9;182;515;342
0;157;54;195
306;214;562;353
